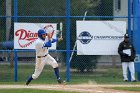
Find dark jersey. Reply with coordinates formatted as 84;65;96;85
118;41;136;62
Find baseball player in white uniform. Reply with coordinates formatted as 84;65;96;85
26;28;63;85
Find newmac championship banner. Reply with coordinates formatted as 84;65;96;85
14;23;57;49
76;21;126;55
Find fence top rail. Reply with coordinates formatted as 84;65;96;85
0;50;77;52
0;16;132;18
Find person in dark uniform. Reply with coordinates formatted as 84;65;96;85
118;34;136;82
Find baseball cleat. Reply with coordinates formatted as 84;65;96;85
57;79;63;84
132;80;137;82
25;80;31;85
124;80;128;82
25;81;30;85
57;79;66;84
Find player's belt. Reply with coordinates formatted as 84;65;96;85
37;54;47;58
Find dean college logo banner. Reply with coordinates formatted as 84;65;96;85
76;21;126;55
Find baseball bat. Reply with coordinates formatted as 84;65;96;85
60;22;63;38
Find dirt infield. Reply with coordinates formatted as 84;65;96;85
0;84;140;93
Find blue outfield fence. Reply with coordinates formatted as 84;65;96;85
0;0;140;82
0;49;74;82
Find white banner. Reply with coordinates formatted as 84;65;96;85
14;23;57;49
76;21;126;55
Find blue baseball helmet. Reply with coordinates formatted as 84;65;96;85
38;29;46;40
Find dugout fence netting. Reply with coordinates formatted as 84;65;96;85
0;0;135;83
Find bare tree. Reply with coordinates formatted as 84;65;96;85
6;0;12;41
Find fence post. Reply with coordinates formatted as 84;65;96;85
66;0;70;82
133;0;140;82
127;0;132;82
128;0;131;37
14;0;18;22
14;49;18;82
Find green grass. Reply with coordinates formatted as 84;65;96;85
70;68;126;84
111;87;140;92
0;89;79;93
0;64;140;85
0;64;140;92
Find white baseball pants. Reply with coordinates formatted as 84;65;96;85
32;54;58;79
122;62;136;81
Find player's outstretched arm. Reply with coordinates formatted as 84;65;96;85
44;40;52;47
47;32;52;40
51;37;63;43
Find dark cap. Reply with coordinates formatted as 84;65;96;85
124;34;129;38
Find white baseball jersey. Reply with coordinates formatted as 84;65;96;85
32;36;58;79
35;37;49;56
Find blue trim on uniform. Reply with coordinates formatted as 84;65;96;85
51;38;58;43
26;75;33;85
44;40;52;47
28;76;33;81
54;68;60;80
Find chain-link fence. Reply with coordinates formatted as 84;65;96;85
0;0;137;83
